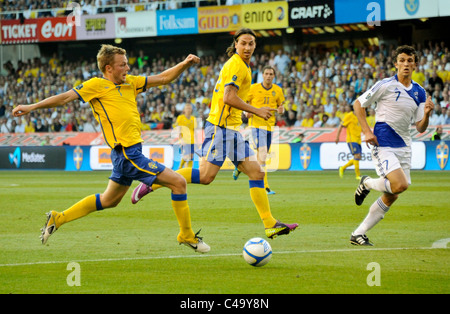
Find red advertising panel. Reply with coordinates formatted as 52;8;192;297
0;17;76;44
38;17;76;42
1;19;40;44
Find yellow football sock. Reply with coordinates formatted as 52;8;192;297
55;194;101;228
171;194;195;241
249;180;277;228
186;160;193;168
354;160;361;177
179;159;186;169
342;159;354;170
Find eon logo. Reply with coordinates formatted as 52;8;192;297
41;20;74;39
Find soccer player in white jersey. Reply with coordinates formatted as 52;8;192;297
351;45;435;246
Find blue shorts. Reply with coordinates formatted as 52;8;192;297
347;142;362;159
181;144;195;161
197;121;254;167
109;143;166;187
251;128;272;150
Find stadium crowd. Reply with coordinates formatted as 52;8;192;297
1;40;450;134
0;0;266;18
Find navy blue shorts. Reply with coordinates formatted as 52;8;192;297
251;127;272;150
347;142;362;159
109;143;166;187
198;121;254;167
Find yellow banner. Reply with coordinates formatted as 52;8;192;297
241;1;288;30
198;5;241;33
220;144;291;171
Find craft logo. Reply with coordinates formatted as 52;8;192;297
405;0;419;16
9;147;21;168
73;146;83;171
300;143;311;170
436;141;448;170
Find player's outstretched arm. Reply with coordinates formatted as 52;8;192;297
146;54;200;89
12;89;79;117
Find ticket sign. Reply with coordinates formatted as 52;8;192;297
198;5;241;33
241;1;288;30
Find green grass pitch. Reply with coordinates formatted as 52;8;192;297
0;170;448;294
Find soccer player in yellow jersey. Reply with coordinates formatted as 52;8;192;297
12;44;210;253
174;103;197;169
233;66;285;195
132;28;298;239
335;104;362;180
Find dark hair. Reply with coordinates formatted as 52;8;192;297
226;28;257;57
262;65;276;75
393;45;418;64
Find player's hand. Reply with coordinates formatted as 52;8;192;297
12;105;32;117
256;107;277;120
364;131;378;147
424;96;435;117
184;54;200;66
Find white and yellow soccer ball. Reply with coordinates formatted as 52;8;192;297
242;237;272;267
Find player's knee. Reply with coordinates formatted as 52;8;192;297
391;182;409;194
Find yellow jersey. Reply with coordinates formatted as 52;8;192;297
342;111;361;144
247;82;285;131
73;75;147;148
207;53;252;129
174;114;197;144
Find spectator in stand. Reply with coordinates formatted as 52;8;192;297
0;117;10;133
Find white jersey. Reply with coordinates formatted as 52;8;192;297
357;74;426;148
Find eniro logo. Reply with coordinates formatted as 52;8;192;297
9;147;21;168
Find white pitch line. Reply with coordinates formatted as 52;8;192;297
0;246;446;268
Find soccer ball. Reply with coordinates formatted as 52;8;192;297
242;237;272;267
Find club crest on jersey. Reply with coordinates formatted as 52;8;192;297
436;141;448;170
232;75;237;81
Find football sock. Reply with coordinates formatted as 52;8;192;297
365;177;392;194
179;159;186;169
353;197;390;235
249;180;277;228
171;193;195;242
152;168;200;191
354;160;361;177
55;194;102;228
186;160;193;168
342;159;354;170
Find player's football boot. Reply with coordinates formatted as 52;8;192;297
178;229;210;253
266;188;276;195
40;211;58;244
131;182;153;204
265;220;298;239
355;175;371;206
232;168;241;181
338;166;344;178
350;234;373;246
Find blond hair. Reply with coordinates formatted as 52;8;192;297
97;44;126;73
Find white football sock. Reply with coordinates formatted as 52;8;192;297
365;177;392;194
353;197;390;236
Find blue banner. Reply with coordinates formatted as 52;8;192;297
334;0;385;24
157;8;198;36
